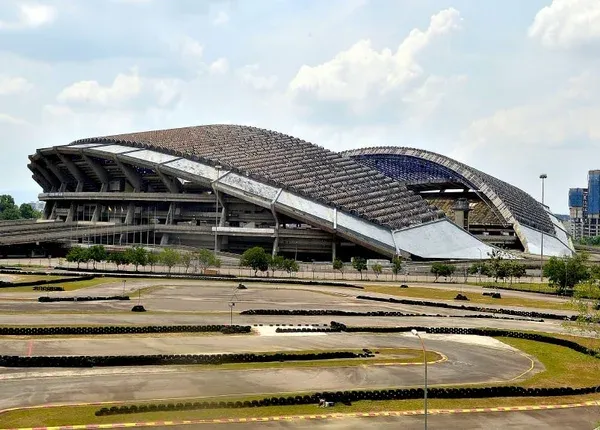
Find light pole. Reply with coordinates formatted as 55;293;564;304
214;165;222;256
228;301;235;325
122;280;126;296
411;329;428;430
540;174;547;281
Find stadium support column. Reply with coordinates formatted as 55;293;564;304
56;152;88;192
119;203;135;245
160;202;176;246
156;168;182;193
270;189;283;257
114;158;143;192
332;236;337;262
82;154;109;192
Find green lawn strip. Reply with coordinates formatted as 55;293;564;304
496;337;600;388
1;394;598;428
0;277;136;292
363;285;571;311
471;282;557;294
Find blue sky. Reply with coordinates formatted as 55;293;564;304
1;0;599;212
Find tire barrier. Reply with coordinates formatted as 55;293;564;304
400;284;409;288
33;286;64;292
0;349;369;368
0;324;251;336
482;292;502;299
237;284;247;290
92;327;600;417
38;295;129;302
356;295;577;321
0;275;95;289
131;305;146;312
328;323;600;359
94;384;600;416
240;309;543;322
454;294;469;301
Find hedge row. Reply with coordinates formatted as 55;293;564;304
0;349;370;368
356;295;576;321
0;275;95;289
241;309;543;322
95;385;600;416
33;286;64;291
0;324;251;336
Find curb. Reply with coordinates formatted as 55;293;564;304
4;400;599;429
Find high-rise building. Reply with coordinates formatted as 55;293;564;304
568;170;600;239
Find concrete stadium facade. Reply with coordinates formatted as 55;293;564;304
12;124;572;260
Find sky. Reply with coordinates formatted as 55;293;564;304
1;0;599;213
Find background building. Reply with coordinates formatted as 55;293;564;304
569;170;600;240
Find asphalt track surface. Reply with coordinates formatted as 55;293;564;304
0;332;537;410
0;277;593;429
150;407;600;429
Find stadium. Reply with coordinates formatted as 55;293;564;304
8;124;573;260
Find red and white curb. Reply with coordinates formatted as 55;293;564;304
3;400;599;429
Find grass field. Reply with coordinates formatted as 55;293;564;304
472;282;557;294
1;334;597;427
363;285;572;311
0;277;150;292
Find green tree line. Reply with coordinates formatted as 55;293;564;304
0;195;41;220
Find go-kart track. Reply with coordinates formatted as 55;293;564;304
0;278;598;429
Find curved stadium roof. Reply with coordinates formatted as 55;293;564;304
74;125;445;230
342;147;555;235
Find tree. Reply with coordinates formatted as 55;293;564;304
268;254;285;277
391;256;403;279
468;261;490;278
108;251;128;271
506;261;526;284
66;247;88;269
0;205;20;220
571;281;600;345
159;248;181;274
125;246;148;272
87;245;107;269
19;203;40;219
352;257;367;280
282;258;299;277
544;253;590;295
431;262;456;282
372;263;382;279
181;252;193;273
333;258;344;279
0;195;15;213
147;251;159;272
195;249;221;273
240;246;269;276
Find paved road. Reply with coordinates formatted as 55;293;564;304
0;334;536;410
147;407;600;429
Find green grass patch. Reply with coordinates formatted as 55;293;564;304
497;337;600;388
363;285;572;311
0;277;154;293
472;282;557;295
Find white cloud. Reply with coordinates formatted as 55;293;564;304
529;0;600;49
462;70;600;153
0;113;29;125
237;64;278;90
0;75;33;95
178;36;204;59
402;75;467;126
288;8;462;102
213;10;229;26
209;58;229;75
57;69;143;106
0;3;57;30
